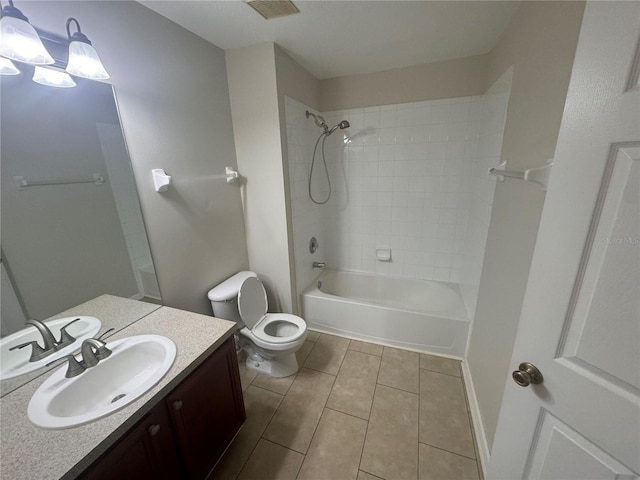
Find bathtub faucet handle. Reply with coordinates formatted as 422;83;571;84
313;262;326;269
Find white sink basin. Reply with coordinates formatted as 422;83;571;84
28;334;176;429
0;316;102;381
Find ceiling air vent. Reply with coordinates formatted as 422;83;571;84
245;0;300;19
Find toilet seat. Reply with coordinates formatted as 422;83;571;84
237;277;307;349
252;313;306;344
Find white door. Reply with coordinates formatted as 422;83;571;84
488;2;640;479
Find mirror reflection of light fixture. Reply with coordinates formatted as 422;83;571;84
0;0;54;65
65;17;109;80
0;56;19;75
32;66;76;88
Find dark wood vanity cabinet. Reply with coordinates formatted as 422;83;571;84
78;337;245;480
78;403;183;480
167;336;246;479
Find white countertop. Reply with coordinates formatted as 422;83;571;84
0;299;237;480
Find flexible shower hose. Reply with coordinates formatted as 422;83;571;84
309;132;331;205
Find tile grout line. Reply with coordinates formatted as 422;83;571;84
301;364;339;377
358;467;386;480
294;356;340;479
261;436;308;456
247;382;289;398
324;405;370;424
357;350;385;476
418;366;462;378
375;379;419;396
418;441;478;462
218;369;286;479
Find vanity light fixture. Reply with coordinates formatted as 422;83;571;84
0;56;19;75
0;0;54;65
65;17;109;80
32;66;76;88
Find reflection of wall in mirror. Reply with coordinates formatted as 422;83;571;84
98;123;160;300
0;78;144;325
1;260;27;336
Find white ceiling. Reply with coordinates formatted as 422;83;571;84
140;0;519;79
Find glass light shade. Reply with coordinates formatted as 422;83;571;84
66;40;109;80
0;57;20;75
32;66;76;88
0;16;54;65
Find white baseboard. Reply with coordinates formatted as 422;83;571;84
461;360;490;478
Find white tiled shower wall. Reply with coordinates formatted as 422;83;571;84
285;70;511;317
285;101;328;302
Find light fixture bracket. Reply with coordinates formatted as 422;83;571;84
66;17;92;45
1;1;29;22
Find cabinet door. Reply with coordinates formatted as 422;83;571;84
167;338;245;479
79;404;184;480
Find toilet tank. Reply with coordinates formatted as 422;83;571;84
207;271;258;323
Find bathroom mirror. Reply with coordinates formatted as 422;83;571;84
0;75;161;339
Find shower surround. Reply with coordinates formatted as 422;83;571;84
285;69;511;326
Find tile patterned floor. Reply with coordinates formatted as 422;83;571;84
211;331;482;480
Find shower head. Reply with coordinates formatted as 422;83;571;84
327;120;350;135
306;111;349;136
306;110;328;131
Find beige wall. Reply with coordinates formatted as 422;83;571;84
275;46;323;313
276;46;322;112
467;0;585;453
28;1;249;315
320;54;489;111
226;43;295;313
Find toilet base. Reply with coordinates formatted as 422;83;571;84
245;351;299;378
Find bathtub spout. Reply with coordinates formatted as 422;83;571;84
313;262;326;269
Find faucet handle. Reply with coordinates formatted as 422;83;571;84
9;341;50;362
57;318;81;347
46;354;85;378
96;328;115;341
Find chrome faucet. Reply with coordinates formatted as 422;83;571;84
25;319;57;351
313;261;326;269
46;329;114;378
80;338;112;368
10;318;82;362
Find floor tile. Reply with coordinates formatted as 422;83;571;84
327;350;381;420
360;384;419;480
419;443;479;480
420;354;461;377
349;339;384;356
296;340;315;365
297;408;368;480
263;368;335;453
419;370;475;458
303;333;350;375
237;439;303;480
357;471;384;480
377;346;420;393
306;330;321;342
252;373;296;396
210;385;282;479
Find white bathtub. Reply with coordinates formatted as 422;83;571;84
302;270;470;357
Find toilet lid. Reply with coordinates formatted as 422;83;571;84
238;276;268;330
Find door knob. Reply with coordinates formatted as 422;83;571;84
512;362;543;387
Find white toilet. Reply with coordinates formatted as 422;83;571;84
208;271;307;378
